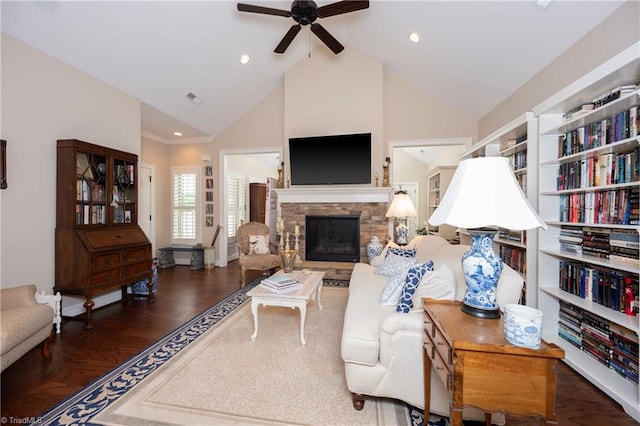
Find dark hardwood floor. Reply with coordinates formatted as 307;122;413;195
1;263;637;425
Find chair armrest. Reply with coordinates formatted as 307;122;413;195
0;284;39;310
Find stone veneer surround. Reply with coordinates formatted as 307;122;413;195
276;188;393;279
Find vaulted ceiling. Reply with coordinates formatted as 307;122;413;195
1;1;626;142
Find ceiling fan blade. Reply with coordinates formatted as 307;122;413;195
317;1;369;18
275;24;302;54
310;23;344;54
237;3;292;18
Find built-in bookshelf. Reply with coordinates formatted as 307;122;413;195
534;43;640;422
460;112;539;306
426;166;457;240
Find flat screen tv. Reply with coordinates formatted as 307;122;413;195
289;133;371;185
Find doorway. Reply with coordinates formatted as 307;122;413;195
390;138;470;239
138;163;155;253
218;149;280;267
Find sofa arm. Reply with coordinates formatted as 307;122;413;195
378;311;423;366
0;285;39;310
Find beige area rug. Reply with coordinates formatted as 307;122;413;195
93;287;414;426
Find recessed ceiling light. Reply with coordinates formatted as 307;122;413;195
173;132;183;137
534;0;552;9
240;54;250;64
408;32;420;43
186;92;204;105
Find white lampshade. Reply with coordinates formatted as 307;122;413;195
385;192;418;218
428;157;546;231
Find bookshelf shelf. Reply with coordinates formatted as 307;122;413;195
535;45;640;422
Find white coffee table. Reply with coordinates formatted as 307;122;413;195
247;270;325;345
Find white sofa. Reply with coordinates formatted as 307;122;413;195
340;235;524;423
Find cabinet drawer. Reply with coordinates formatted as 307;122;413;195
123;247;150;263
94;253;121;270
91;268;121;285
125;262;148;276
424;311;437;339
433;326;453;366
432;343;452;391
423;330;436;360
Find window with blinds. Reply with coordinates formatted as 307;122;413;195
227;173;246;238
171;168;199;243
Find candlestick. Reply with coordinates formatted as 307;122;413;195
285;232;290;250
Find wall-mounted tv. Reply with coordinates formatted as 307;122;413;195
289;133;371;185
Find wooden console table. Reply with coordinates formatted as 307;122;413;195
422;299;565;425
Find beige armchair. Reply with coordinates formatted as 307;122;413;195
237;222;282;287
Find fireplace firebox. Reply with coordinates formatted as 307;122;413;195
305;215;360;262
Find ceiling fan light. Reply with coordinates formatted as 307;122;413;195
408;32;420;43
240;54;251;64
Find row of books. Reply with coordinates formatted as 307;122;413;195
558;186;639;226
506;150;527;172
556;148;640;190
558;300;638;385
558;106;639;157
592;84;638;109
559;226;639;264
558;259;639;315
498;245;526;274
76;180;107;202
260;274;302;293
497;228;526;244
75;204;106;225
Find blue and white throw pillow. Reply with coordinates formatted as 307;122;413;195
379;272;410;305
375;252;417;277
396;260;434;313
387;246;416;258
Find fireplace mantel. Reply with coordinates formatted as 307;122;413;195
275;187;393;204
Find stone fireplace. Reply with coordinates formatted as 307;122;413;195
276;187;392;280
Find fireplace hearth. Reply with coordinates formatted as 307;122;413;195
305;215;360;262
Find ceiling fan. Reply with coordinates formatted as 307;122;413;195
237;1;369;54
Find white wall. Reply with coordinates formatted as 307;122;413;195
1;35;141;303
284;47;384;182
479;0;640;138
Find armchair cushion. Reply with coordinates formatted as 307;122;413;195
248;234;270;255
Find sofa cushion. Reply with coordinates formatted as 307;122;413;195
375;252;417;277
370;241;400;266
410;263;457;312
387;247;416;258
379;273;407;306
396;261;434;313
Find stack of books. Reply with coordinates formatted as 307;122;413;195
610;229;639;264
260;274;302;293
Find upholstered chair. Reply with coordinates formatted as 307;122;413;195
237;222;282;287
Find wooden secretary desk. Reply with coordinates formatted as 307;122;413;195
55;139;152;329
422;299;565;425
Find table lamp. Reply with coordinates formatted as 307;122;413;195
428;157;546;318
385;190;417;245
